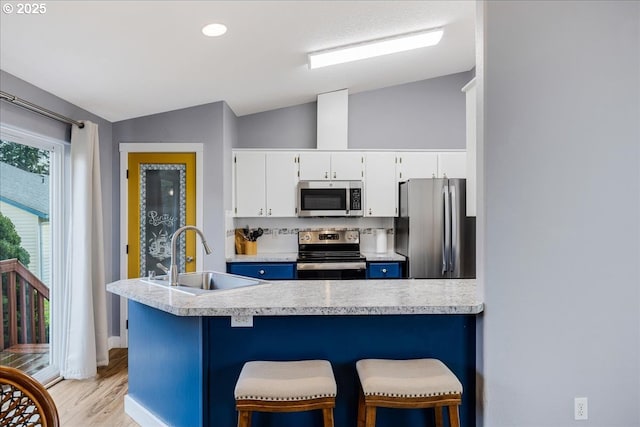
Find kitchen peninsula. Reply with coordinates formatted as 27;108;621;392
108;278;483;427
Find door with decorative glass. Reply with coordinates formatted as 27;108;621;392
127;153;197;280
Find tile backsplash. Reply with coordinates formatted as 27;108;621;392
227;217;395;257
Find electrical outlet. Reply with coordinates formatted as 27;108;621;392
231;315;253;328
574;397;588;420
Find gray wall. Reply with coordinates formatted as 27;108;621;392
0;70;119;336
237;101;317;149
113;101;230;274
235;71;473;150
222;103;238;211
482;1;639;426
349;71;473;149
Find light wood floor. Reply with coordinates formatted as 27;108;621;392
48;348;139;427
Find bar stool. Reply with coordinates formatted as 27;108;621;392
234;360;337;427
356;358;462;427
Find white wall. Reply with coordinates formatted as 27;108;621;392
482;1;639;425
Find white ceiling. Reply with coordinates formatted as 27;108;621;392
0;1;475;122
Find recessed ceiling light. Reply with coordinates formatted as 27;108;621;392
308;28;444;69
202;23;227;37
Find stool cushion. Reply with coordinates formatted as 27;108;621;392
356;358;462;398
235;360;337;402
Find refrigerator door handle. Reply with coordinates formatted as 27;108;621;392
442;185;450;275
449;185;457;272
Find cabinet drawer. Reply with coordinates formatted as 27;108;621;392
367;262;401;279
227;263;296;280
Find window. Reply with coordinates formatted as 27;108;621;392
0;124;67;384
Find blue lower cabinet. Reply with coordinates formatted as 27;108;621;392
227;262;296;280
367;262;401;279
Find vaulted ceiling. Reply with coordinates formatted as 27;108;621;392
0;1;475;122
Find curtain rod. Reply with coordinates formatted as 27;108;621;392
0;90;85;129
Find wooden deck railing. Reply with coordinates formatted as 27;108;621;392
0;258;50;351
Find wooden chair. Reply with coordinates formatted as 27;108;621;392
356;358;462;427
235;360;336;427
0;365;60;427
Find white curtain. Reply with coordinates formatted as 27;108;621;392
61;121;109;379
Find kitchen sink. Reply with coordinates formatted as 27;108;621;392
140;271;263;296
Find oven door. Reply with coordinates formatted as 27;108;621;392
296;261;366;280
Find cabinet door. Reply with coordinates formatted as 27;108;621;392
364;152;397;217
438;152;467;178
265;152;298;217
234;151;266;217
367;262;401;279
227;263;296;280
396;152;438;181
298;152;331;180
330;152;363;181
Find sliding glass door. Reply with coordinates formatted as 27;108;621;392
0;125;66;384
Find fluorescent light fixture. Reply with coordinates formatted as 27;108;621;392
202;23;227;37
308;28;444;69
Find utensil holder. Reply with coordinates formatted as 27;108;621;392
243;241;257;255
235;229;257;255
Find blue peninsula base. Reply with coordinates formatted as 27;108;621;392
127;301;476;427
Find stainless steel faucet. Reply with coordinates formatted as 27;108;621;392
169;225;212;286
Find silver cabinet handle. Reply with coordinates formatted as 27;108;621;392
186;256;194;263
333;172;336;179
268;208;272;216
259;269;265;275
259;208;263;215
382;268;387;274
324;171;329;179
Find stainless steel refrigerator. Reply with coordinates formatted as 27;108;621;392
395;179;476;279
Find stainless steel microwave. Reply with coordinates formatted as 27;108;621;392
297;181;363;217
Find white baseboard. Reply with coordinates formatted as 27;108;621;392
108;336;122;350
124;395;168;427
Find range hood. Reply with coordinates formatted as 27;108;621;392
317;89;348;150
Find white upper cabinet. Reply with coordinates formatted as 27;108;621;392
233;151;298;217
265;152;298;217
329;152;363;180
234;149;466;218
396;152;438;181
437;152;467;178
234;151;266;217
364;152;397;217
298;151;363;181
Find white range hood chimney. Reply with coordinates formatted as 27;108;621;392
316;89;348;150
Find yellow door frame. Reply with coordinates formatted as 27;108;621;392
127;152;196;279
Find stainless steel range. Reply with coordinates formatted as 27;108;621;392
297;229;366;280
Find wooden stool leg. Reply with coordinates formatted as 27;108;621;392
365;405;377;427
448;405;460;427
237;410;251;427
357;391;366;427
322;407;335;427
434;406;444;427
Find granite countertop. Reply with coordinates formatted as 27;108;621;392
361;251;406;262
107;277;483;317
226;252;405;263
